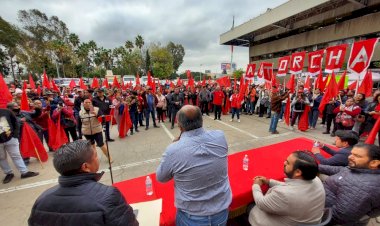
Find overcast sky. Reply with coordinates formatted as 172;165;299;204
1;0;287;74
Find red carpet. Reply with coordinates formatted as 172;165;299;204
114;137;333;226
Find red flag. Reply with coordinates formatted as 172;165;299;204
23;80;28;90
152;80;156;94
307;50;324;77
337;71;347;90
119;107;133;138
271;73;278;87
208;77;212;85
91;77;100;89
29;74;36;89
42;70;51;89
170;81;175;88
147;71;153;87
365;117;380;144
239;76;247;102
245;64;256;80
289;52;306;74
79;78;87;90
286;74;296;93
277;56;290;77
348;38;378;75
316;72;326;91
298;106;310;131
51;114;68;150
265;80;271;90
51;79;60;92
20;90;30;111
304;75;311;90
284;95;291;126
112;76;121;88
319;73;338;113
216;76;230;87
202;76;206;86
257;62;273;81
37;85;42;96
69;79;76;90
20;123;48;162
348;81;357;90
325;44;348;73
136;73;141;86
358;70;373;97
102;78;109;88
47;117;57;149
186;70;192;79
177;77;182;86
0;73;13;108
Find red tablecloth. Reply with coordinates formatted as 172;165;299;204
114;137;331;226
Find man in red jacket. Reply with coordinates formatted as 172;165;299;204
230;89;241;122
212;86;225;120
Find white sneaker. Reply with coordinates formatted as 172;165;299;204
278;119;283;122
290;126;294;131
238;119;241;123
230;119;233;122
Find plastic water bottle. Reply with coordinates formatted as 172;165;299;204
145;176;153;196
313;141;320;148
243;154;249;171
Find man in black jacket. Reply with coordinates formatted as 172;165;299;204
92;88;114;142
28;140;138;226
0;108;39;184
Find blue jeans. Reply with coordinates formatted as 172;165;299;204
145;107;157;128
279;102;286;119
176;209;228;226
0;138;28;175
309;109;319;128
269;112;280;132
231;108;240;119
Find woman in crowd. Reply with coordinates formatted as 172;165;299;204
364;92;380;145
156;90;167;123
353;93;368;134
333;97;361;132
290;91;310;129
52;100;77;142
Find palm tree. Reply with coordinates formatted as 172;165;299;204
125;40;134;53
135;35;144;50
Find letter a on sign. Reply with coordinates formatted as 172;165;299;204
258;62;273;81
348;38;378;75
277;56;290;77
245;64;256;80
289;52;306;74
308;50;324;77
325;44;347;73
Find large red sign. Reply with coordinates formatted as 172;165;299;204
258;62;273;81
289;52;306;74
245;64;256;80
307;50;324;77
325;44;347;73
277;56;290;77
348;38;379;75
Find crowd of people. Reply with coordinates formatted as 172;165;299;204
1;77;380;225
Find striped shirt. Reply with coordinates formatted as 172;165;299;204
156;128;232;216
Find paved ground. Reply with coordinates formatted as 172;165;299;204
0;113;379;226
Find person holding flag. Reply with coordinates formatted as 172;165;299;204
269;88;289;134
230;89;242;122
0;108;39;184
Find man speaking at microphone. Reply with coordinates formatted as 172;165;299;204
79;98;112;162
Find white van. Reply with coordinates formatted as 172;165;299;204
123;75;136;86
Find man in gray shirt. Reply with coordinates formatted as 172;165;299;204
156;105;232;226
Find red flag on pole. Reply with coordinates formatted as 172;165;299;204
358;70;373;97
286;74;296;93
245;64;255;80
20;90;30;111
69;79;76;90
307;50;324;77
257;62;273;81
51;79;60;92
29;74;36;89
177;77;182;87
51;114;68;150
42;70;51;89
348;38;378;75
37;85;42;96
23;80;28;90
147;71;153;87
284;95;291;126
102;78;109;88
316;72;326;91
325;44;348;73
186;70;192;79
47;117;57;149
0;73;12;108
365;117;380;144
119;107;133;138
319;73;339;113
277;56;290;77
348;81;357;90
79;78;87;90
20;123;48;162
304;75;311;90
136;73;141;86
337;71;347;91
202;76;206;86
91;77;100;89
112;76;121;88
289;52;306;74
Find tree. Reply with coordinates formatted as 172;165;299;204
233;68;244;79
167;42;185;73
145;49;151;74
68;33;80;49
150;44;173;79
135;35;144;50
125;40;134;53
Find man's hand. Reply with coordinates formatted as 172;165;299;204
311;147;320;154
254;176;269;186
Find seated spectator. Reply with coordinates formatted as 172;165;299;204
28;140;138;226
319;144;380;225
311;130;359;166
249;150;325;226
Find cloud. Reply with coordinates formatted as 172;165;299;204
0;0;287;73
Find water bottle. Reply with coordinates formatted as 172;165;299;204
243;154;249;171
145;176;153;196
313;141;320;148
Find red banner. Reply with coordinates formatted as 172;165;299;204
289;52;306;74
307;50;324;77
257;62;273;81
348;38;378;75
325;44;348;73
277;56;290;77
245;64;256;80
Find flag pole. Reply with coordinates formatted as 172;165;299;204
355;73;361;94
27;131;44;169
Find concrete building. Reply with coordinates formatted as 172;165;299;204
220;0;380;70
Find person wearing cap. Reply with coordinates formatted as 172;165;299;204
52;100;78;142
311;130;359;166
74;89;85;139
92;88;114;142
